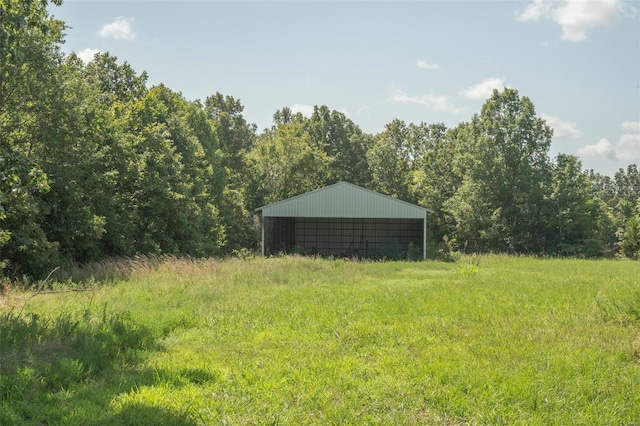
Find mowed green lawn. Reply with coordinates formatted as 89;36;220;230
1;256;639;425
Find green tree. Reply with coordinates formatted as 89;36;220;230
0;154;58;278
249;120;329;205
406;122;457;242
272;106;304;127
306;105;372;186
35;54;111;263
586;165;639;255
548;154;614;256
446;88;553;253
613;165;640;224
0;0;65;278
83;52;148;106
0;0;64;110
218;186;256;252
204;92;256;185
203;93;260;252
114;85;225;256
621;215;640;260
367;120;413;201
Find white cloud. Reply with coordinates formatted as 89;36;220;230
76;48;102;64
289;103;314;117
579;120;640;162
517;0;552;21
620;133;640;144
98;17;136;41
541;113;582;139
622;121;640;132
459;77;507;100
516;0;625;42
555;0;622;41
417;59;440;70
391;86;464;113
618;121;640;160
578;138;617;160
617;133;640;160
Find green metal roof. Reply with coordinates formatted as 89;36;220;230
256;182;432;219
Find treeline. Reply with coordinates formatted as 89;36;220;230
1;1;639;280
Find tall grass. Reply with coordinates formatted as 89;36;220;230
1;255;638;424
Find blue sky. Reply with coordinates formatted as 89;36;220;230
51;0;639;176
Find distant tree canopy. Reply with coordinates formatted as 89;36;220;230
1;1;638;280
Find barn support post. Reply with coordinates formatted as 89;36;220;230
423;216;427;260
261;214;265;256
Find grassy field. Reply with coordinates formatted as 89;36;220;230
1;255;639;425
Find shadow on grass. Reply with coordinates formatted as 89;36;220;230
0;306;201;425
107;402;196;426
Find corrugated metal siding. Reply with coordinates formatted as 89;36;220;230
258;182;428;219
294;218;423;257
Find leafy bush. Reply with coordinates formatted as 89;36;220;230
458;256;481;276
406;242;422;261
381;238;402;260
621;216;640;260
559;238;609;258
426;235;459;262
232;247;258;259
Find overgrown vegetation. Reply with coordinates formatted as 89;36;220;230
1;256;638;424
621;214;640;260
598;291;640;324
2;0;639;281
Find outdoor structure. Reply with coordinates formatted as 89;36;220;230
255;182;432;259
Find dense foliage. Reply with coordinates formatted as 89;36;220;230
1;1;638;279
